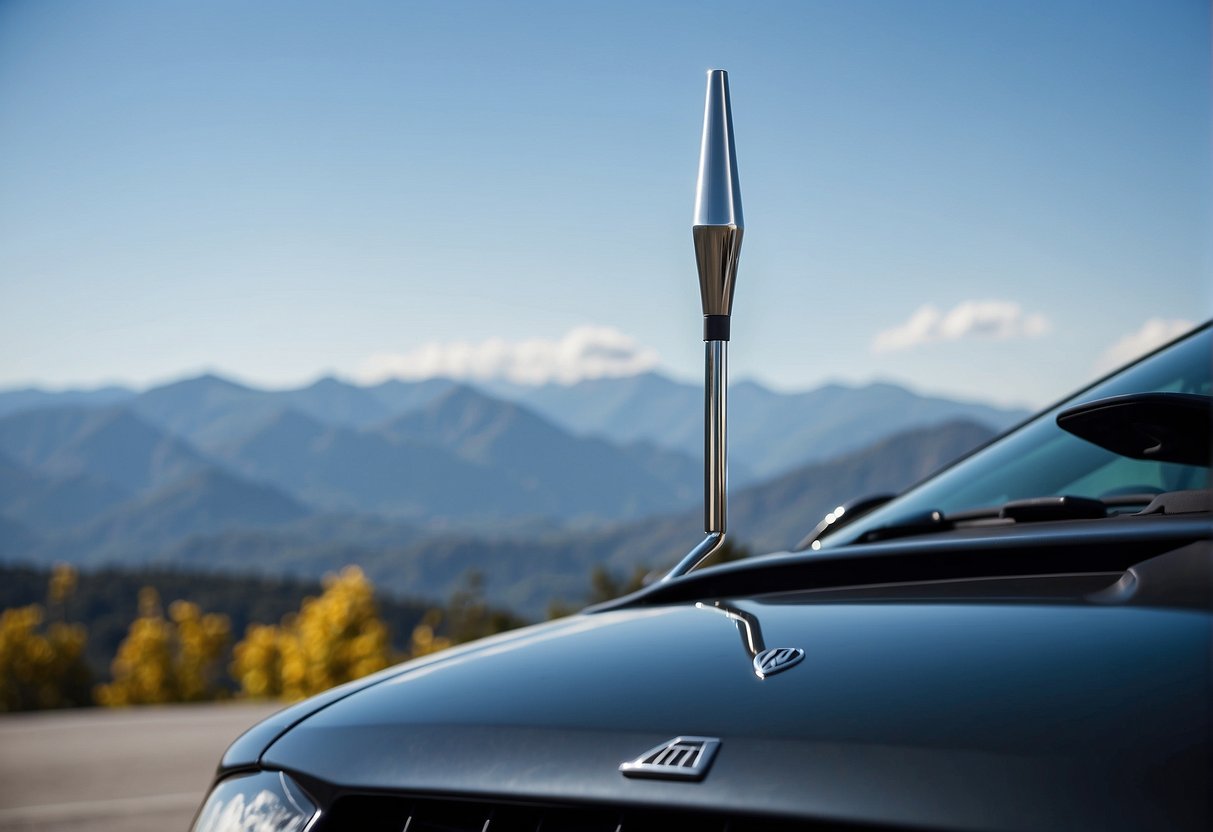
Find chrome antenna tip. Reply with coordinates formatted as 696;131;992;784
693;69;744;229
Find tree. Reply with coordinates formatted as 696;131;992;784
587;564;651;604
404;572;526;659
548;540;754;618
229;623;286;699
0;610;91;711
0;565;92;711
96;587;230;706
440;571;527;644
545;563;651;619
232;566;395;700
407;609;453;658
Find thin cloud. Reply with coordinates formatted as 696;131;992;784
872;301;1050;353
357;326;660;386
1093;318;1195;374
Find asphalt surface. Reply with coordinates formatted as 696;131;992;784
0;702;283;832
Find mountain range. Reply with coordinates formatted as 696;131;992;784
0;370;1024;475
481;374;1022;479
119;418;998;617
0;370;1023;614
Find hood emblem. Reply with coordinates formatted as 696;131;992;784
619;736;721;781
753;647;805;679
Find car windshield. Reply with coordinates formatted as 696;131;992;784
818;323;1211;548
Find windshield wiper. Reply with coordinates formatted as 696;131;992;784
857;494;1157;543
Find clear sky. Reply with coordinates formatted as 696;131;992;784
1;0;1208;408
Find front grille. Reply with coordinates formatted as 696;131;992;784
317;794;881;832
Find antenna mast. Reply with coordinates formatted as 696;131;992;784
665;69;744;580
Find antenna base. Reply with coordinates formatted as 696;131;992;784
663;533;726;581
703;315;731;341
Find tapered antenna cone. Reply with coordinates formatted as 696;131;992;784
694;69;744;321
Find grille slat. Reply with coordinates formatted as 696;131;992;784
318;795;886;832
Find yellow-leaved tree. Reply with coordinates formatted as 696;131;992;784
96;587;231;706
407;609;453;658
0;565;92;711
231;566;395;701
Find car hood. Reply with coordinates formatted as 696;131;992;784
263;573;1211;831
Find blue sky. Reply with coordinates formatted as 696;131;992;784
1;0;1208;407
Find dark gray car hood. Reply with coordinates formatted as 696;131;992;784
261;565;1211;831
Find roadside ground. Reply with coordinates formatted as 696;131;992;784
0;702;283;832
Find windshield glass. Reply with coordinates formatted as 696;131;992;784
819;324;1211;548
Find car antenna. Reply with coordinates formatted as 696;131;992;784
664;69;744;581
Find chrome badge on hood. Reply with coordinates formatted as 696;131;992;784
619;736;721;781
753;647;805;679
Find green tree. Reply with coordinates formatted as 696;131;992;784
588;564;651;604
547;563;651;619
441;571;528;643
406;572;526;658
548;540;754;618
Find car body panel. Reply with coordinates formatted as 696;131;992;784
261;543;1210;831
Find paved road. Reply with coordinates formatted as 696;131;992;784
0;702;283;832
